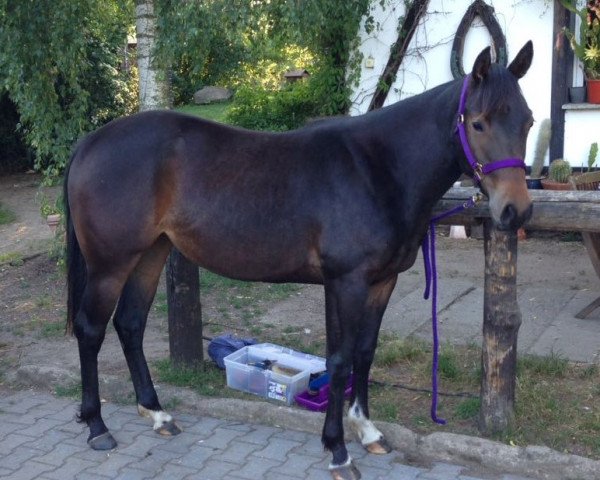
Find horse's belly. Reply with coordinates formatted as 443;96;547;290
166;225;323;284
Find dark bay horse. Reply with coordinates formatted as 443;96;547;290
65;42;534;479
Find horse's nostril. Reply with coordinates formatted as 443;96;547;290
501;204;517;228
524;203;533;222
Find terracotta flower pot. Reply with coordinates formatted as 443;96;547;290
46;214;61;234
540;178;572;190
587;78;600;105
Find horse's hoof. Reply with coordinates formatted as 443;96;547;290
87;432;117;450
330;462;361;480
364;437;392;455
155;419;182;436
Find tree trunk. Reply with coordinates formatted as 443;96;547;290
135;0;202;367
135;0;170;111
166;250;203;368
479;220;521;434
367;0;429;111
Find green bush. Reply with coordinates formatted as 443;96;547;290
226;80;319;131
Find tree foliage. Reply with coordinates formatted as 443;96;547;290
155;0;370;115
0;0;137;178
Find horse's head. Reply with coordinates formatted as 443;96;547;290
461;41;534;231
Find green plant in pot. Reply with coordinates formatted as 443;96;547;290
561;0;600;103
542;158;573;190
571;142;600;190
526;118;551;189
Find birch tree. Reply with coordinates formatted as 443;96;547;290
135;0;170;110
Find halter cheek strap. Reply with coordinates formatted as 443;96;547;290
456;76;526;183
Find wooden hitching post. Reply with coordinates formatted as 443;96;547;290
166;248;203;367
479;220;521;434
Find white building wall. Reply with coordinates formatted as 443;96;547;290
350;0;556;167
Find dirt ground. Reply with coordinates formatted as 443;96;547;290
0;173;598;391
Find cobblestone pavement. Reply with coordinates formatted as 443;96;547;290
0;390;539;480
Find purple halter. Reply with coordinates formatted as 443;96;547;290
422;74;526;425
456;75;526;182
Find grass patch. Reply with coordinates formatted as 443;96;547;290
177;102;231;124
197;269;301;324
0;203;16;225
153;359;230;398
39;320;64;338
55;382;82;399
366;335;600;459
0;252;23;266
151;332;600;459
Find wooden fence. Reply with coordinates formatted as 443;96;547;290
167;187;600;434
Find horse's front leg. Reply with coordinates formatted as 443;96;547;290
348;276;397;455
322;274;368;480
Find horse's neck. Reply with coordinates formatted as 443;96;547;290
374;80;464;203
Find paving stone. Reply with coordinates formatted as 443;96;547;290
238;425;281;445
385;463;425;479
0;433;36;456
1;460;55;480
254;437;302;460
82;452;138;477
271;452;324;477
35;442;90;467
305;466;335;480
154;431;200;454
184;416;225;436
175;444;217;469
194;459;239;479
115;433;169;458
198;426;247;450
111;468;152;480
152;463;196;480
15;418;65;437
225;456;281;479
43;457;100;480
1;445;47;470
73;473;112;480
210;439;262;464
221;420;254;432
272;428;310;443
133;446;181;472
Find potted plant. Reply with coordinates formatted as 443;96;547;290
562;0;600;103
526;118;551;189
541;158;573;190
571;142;600;190
38;194;62;233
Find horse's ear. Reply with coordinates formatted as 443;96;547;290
471;46;492;83
508;41;534;79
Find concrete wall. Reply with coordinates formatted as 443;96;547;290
350;0;589;167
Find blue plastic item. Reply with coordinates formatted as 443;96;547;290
208;335;257;369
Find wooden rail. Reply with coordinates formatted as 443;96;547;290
435;187;600;232
167;187;600;434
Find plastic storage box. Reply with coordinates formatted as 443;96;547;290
223;343;326;405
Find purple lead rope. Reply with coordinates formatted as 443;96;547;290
422;197;477;425
421;74;525;425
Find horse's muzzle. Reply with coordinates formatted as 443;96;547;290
498;203;533;231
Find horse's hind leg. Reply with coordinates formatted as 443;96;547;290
75;265;134;450
348;276;397;455
112;236;181;436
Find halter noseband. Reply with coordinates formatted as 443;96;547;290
456;75;526;183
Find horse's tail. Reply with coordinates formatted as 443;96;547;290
64;146;86;335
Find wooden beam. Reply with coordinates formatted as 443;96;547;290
549;0;574;161
433;187;600;232
479;221;521;434
166;248;203;368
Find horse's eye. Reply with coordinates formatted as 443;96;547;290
472;121;484;132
